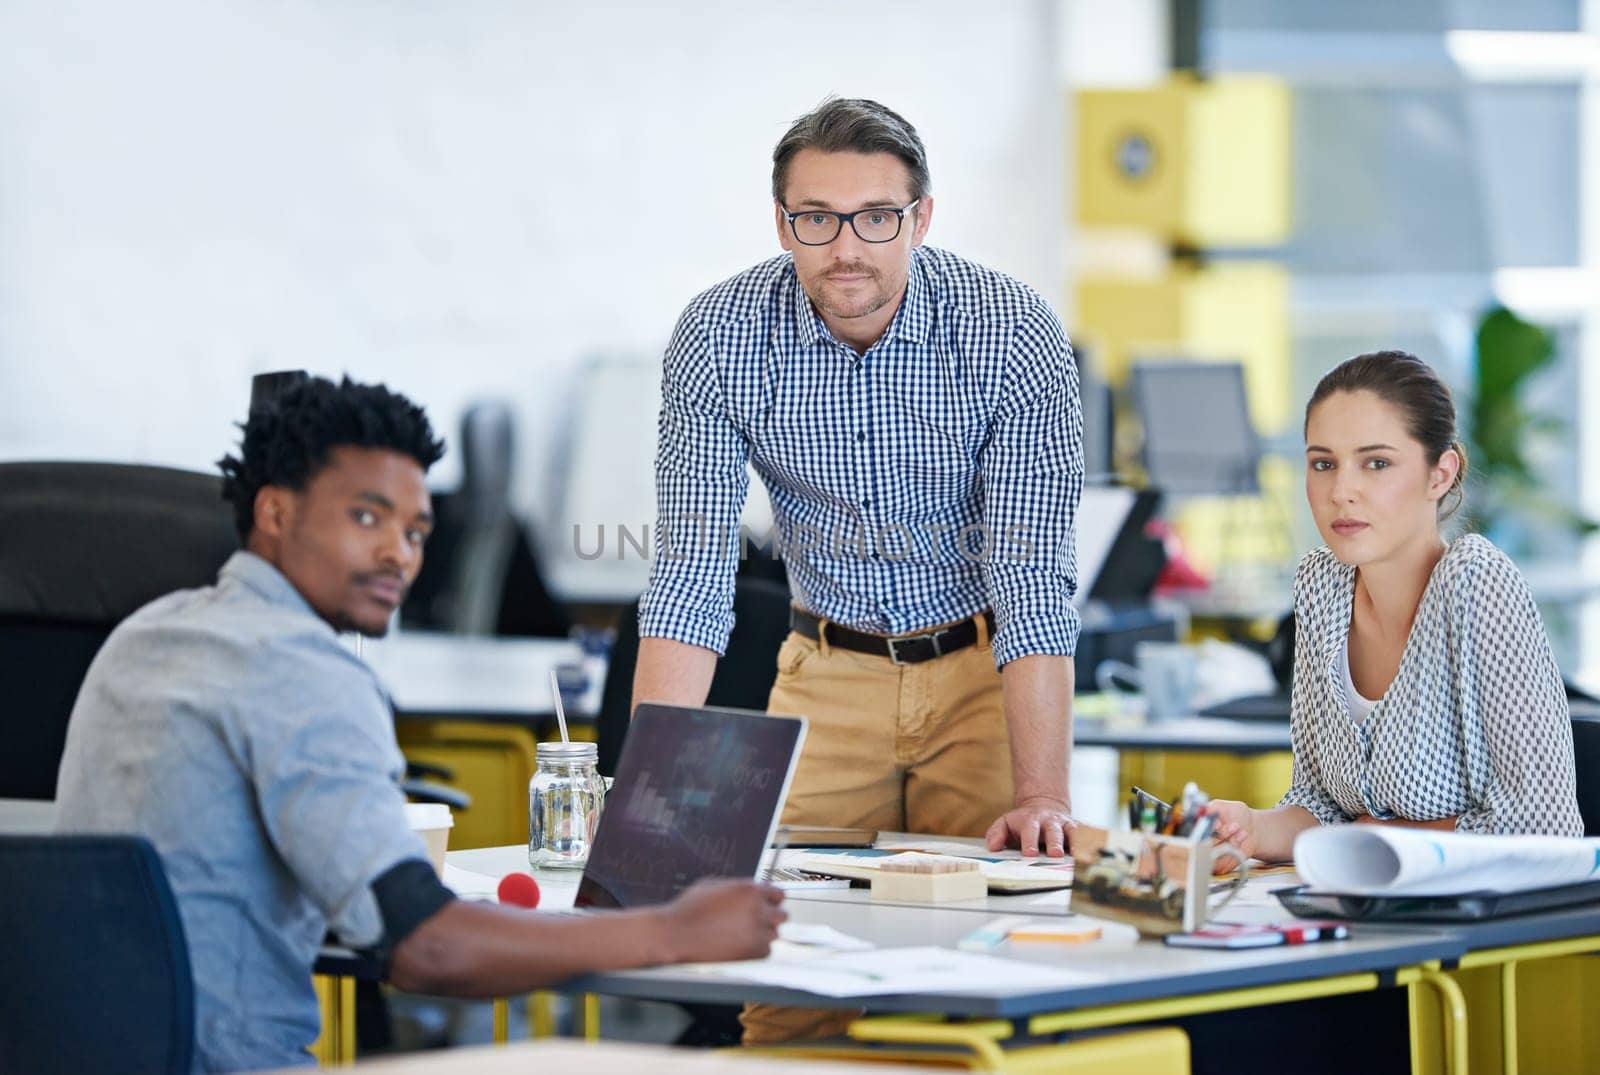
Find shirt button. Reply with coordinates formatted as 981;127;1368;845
861;499;871;508
856;432;866;442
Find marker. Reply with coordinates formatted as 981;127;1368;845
1277;922;1349;944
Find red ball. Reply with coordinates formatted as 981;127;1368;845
497;871;541;909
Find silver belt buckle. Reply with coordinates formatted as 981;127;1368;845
887;629;945;665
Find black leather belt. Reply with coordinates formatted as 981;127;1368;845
790;607;994;665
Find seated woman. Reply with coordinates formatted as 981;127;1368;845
1208;350;1582;863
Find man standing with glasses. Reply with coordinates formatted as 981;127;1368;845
633;99;1083;1038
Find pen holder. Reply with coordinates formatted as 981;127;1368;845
1070;824;1248;936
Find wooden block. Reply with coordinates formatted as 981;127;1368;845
874;853;984;901
877;852;981;875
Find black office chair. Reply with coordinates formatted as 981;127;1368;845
1572;715;1600;838
0;462;239;800
597;577;794;777
0;834;194;1074
0;460;466;807
402;401;571;639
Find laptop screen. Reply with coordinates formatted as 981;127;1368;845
574;703;806;909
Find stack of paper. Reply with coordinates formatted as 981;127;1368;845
790;849;1073;893
702;946;1104;997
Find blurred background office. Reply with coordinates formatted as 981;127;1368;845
1;0;1597;671
5;0;1600;1058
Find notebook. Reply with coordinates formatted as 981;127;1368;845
573;703;806;909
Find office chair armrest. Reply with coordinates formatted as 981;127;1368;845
404;759;456;782
400;780;471;811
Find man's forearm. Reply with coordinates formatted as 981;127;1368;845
389;899;678;997
631;636;718;714
390;878;784;997
999;654;1074;808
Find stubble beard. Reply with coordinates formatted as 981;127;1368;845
806;264;900;322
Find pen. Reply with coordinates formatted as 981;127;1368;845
1130;785;1170;809
1131;786;1171;832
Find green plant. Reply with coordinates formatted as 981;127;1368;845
1464;305;1597;548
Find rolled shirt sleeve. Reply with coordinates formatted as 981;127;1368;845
247;676;430;948
637;303;752;655
978;300;1083;668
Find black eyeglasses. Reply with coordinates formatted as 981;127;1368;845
781;199;920;246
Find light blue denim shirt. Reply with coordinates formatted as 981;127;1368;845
56;551;428;1073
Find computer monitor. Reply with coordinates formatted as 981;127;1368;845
574;703;806;909
1081;485;1163;605
1074;484;1160;608
1130;360;1261;495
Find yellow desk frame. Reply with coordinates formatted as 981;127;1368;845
744;963;1467;1075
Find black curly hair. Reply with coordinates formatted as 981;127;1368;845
218;375;446;541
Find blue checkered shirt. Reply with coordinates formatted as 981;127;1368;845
638;245;1083;669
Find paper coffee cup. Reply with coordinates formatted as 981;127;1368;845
403;802;454;876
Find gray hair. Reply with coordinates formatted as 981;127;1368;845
771;97;931;204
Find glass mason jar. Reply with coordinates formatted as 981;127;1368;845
528;741;606;869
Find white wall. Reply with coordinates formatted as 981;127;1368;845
0;0;1069;551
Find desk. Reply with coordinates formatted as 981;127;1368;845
0;797;56;834
363;632;605;848
1074;716;1289;754
1432;906;1600;1075
1075;716;1293;811
257;1038;945;1075
361;632;603;722
441;844;1466;1073
563;897;1454;1019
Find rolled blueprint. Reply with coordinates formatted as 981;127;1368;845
1295;825;1600;896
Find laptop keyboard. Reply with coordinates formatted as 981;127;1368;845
763;866;850;885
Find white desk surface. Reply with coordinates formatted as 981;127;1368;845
1074;715;1291;753
358;631;604;720
253;1038;930;1075
560;896;1452;1017
0;798;56;834
442;839;1455;1017
361;633;1285;756
447;836;1296;923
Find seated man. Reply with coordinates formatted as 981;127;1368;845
55;376;785;1073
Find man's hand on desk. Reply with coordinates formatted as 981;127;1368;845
985;796;1076;858
662;879;788;962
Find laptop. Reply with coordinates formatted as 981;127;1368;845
573;702;807;909
1276;881;1600;923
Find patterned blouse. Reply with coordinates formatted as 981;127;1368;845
1278;534;1583;836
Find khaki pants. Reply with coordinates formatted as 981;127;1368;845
741;618;1011;1045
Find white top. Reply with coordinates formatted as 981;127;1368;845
1338;637;1379;726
